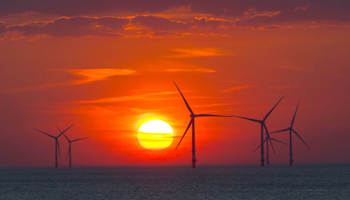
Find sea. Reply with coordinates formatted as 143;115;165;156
0;164;349;200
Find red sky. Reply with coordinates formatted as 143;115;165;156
0;0;350;167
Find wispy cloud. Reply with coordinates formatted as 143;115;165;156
166;48;230;58
268;85;316;90
164;68;216;73
1;68;136;93
69;91;224;104
222;86;254;92
69;91;176;104
191;103;233;108
67;69;136;84
129;106;176;113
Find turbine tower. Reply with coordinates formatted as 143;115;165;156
174;82;230;168
271;102;310;166
59;130;89;167
231;96;284;167
35;124;74;168
253;136;287;165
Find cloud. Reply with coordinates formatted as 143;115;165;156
67;69;136;84
166;48;230;58
0;0;189;16
5;15;234;39
1;68;136;93
0;22;6;34
70;91;177;104
1;0;350;24
191;103;233;108
222;86;254;92
8;16;128;37
164;68;216;73
2;1;350;39
132;16;192;31
131;16;234;32
68;91;223;104
268;85;316;90
191;0;350;22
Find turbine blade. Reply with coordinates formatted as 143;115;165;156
173;82;194;115
195;114;231;117
56;126;62;133
263;96;284;121
270;128;290;134
270;138;288;145
57;140;61;161
66;145;70;161
62;133;70;142
35;129;55;138
253;144;261;153
175;119;193;150
71;137;90;142
291;102;299;128
292;129;311;150
264;125;275;154
230;115;261;123
57;123;75;138
253;139;267;152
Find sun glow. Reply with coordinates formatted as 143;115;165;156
137;120;174;150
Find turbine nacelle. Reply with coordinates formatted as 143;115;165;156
174;81;230;168
230;96;284;166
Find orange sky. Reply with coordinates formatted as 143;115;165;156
1;0;350;167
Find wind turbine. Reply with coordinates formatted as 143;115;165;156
253;136;287;165
271;102;310;166
174;82;231;168
35;124;74;168
231;96;284;167
58;129;89;167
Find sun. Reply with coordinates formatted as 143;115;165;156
137;119;174;150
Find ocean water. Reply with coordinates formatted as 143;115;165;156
0;164;349;200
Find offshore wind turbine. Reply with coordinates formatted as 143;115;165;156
253;136;287;165
271;102;310;166
35;124;74;168
231;96;284;167
174;82;231;168
59;129;89;167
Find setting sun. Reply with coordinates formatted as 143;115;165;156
137;120;174;150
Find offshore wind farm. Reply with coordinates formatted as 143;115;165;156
1;0;350;199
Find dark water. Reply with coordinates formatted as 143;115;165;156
0;164;349;200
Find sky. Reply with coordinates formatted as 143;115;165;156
0;0;349;167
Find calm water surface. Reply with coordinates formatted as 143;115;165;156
0;164;349;199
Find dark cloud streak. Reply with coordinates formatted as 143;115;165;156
1;0;349;23
8;17;128;37
132;16;230;31
0;0;189;16
0;23;6;34
2;0;350;38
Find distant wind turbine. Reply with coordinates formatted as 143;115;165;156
271;102;310;166
35;124;74;168
253;136;287;165
174;82;231;168
231;96;284;167
58;128;89;167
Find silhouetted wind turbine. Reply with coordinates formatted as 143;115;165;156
174;82;231;168
58;129;89;167
35;124;74;168
271;102;310;166
231;96;284;167
253;136;287;165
